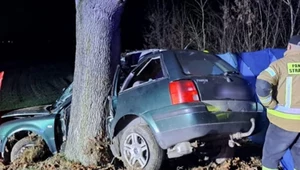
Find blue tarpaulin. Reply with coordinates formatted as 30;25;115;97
218;48;294;170
218;52;239;69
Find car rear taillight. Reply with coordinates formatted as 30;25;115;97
169;80;200;105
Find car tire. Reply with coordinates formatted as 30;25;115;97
120;121;164;170
10;137;38;162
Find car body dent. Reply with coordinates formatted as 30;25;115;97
0;82;72;158
109;80;170;138
116;78;171;118
1;105;51;118
0;110;58;158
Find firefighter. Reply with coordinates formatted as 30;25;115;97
256;35;300;170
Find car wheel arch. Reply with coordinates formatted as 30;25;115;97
112;114;147;138
1;129;53;161
110;114;158;158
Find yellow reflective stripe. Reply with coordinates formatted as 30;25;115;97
262;166;277;170
267;109;300;120
285;77;292;108
258;95;272;104
203;50;209;53
265;67;276;77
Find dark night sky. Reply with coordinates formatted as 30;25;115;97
0;0;152;65
0;0;75;39
0;0;76;64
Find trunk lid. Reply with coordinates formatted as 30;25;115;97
193;75;258;112
194;75;254;101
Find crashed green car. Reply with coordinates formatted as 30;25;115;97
0;49;264;170
0;83;72;162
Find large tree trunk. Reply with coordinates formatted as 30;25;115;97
64;0;125;166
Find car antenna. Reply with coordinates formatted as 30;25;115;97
184;39;193;50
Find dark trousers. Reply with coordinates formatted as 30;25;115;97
262;123;300;170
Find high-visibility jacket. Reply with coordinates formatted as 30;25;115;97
256;49;300;132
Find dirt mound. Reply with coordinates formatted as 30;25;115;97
0;142;263;170
0;154;115;170
0;155;262;170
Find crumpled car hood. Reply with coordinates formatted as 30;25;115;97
1;105;51;118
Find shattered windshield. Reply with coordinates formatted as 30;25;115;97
52;83;73;109
175;51;237;76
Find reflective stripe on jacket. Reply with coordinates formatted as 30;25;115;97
256;49;300;132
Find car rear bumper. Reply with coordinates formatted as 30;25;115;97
151;104;261;149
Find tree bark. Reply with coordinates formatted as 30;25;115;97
64;0;125;166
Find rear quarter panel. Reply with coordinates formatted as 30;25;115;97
112;78;170;128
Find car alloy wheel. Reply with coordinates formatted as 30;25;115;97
10;137;39;162
123;132;149;168
18;143;35;155
119;119;164;170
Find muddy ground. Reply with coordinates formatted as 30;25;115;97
0;142;263;170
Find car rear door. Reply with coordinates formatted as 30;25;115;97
115;55;170;118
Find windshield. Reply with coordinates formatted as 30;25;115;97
175;51;238;76
52;83;73;109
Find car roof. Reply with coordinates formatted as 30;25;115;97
125;49;166;57
139;49;214;60
121;49;166;67
121;49;216;67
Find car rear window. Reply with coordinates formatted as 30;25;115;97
175;51;237;76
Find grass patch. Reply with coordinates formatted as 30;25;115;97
0;62;74;111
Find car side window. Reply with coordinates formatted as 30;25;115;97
127;57;164;89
